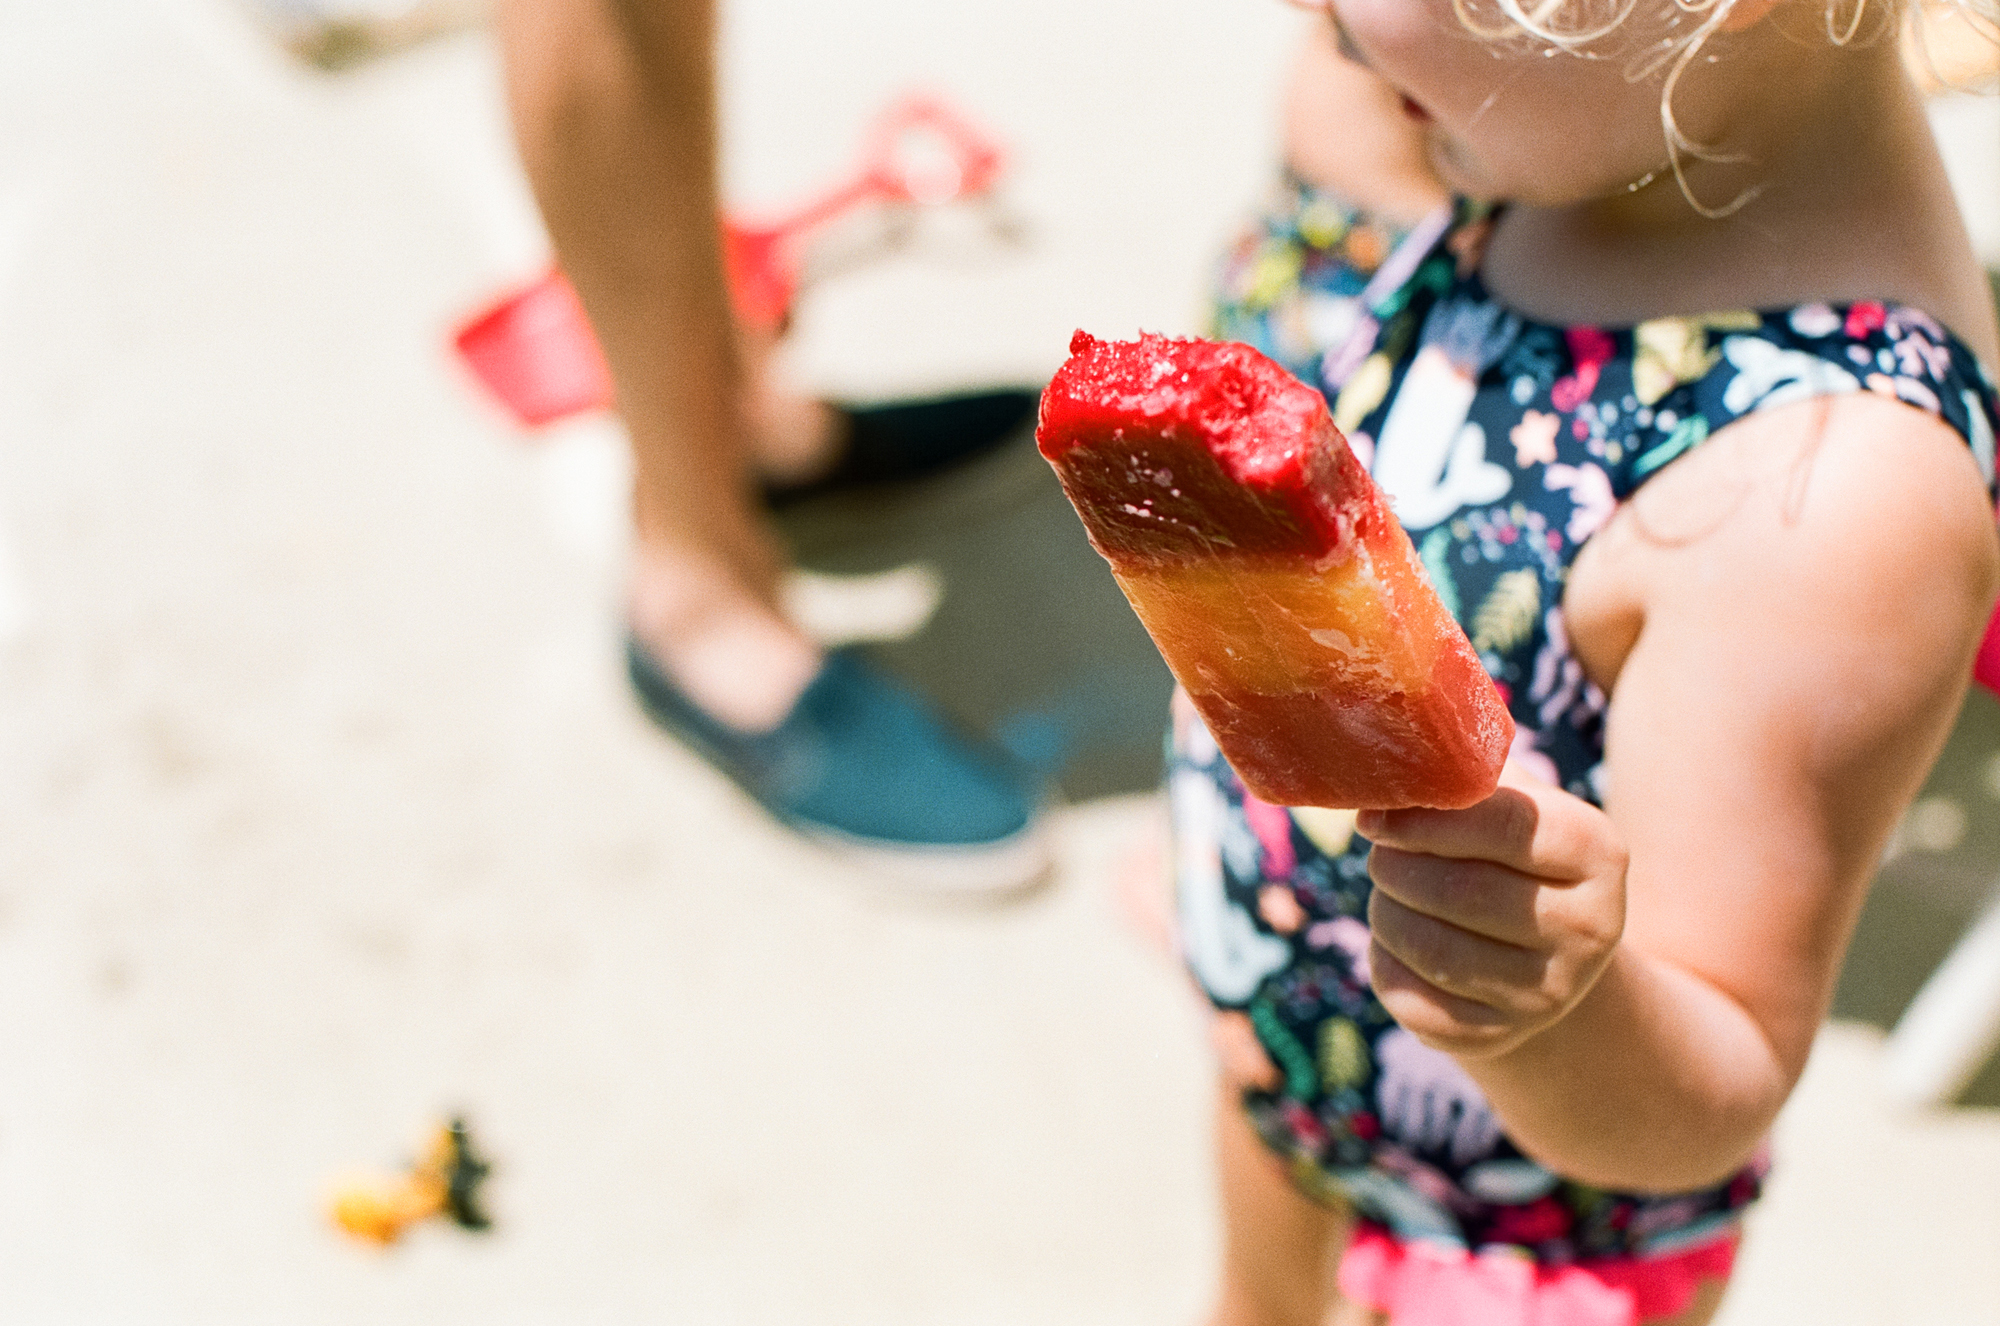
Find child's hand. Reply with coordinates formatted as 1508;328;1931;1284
1356;763;1628;1060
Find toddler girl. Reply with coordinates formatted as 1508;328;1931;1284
1173;3;2000;1323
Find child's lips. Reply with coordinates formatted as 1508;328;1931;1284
1400;94;1431;123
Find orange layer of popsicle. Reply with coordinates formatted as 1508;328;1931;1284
1038;331;1512;809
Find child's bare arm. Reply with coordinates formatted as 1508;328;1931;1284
1360;392;1999;1191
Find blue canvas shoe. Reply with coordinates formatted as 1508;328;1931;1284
627;638;1052;892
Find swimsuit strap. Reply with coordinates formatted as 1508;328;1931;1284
1627;299;2000;502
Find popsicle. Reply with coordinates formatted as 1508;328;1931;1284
1037;331;1512;810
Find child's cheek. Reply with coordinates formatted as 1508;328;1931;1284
1326;0;1465;84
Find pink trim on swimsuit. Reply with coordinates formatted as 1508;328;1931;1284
1337;1224;1737;1326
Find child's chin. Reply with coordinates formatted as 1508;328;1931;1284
1424;138;1497;201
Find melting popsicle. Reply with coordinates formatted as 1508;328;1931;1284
1038;331;1512;810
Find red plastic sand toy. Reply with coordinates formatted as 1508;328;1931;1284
454;93;1007;428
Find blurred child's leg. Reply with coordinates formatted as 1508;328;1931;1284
1208;1074;1734;1326
1209;1083;1381;1326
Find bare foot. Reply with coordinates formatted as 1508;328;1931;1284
628;542;821;733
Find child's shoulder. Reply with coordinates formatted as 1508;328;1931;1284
1569;371;1999;705
1505;260;2000;707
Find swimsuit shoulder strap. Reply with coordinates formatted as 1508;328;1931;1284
1616;302;2000;502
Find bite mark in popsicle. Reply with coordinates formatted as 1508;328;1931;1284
1038;331;1512;810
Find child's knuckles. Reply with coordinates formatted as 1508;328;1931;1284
1517;794;1618;885
1535;873;1623;951
1563;881;1627;956
1588;832;1630;892
1580;904;1625;960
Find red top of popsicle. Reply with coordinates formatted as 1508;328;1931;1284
1037;331;1379;562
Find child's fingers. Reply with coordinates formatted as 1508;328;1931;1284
1357;787;1558;876
1357;762;1627;1057
1366;940;1517;1056
1367;889;1554;1016
1357;773;1610;882
1366;843;1546;947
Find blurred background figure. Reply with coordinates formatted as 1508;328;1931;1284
495;0;1052;890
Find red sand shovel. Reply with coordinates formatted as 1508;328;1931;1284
453;92;1007;428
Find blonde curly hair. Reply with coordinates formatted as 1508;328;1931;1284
1444;0;1998;214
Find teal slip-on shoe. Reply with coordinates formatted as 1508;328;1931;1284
759;389;1040;510
626;638;1052;893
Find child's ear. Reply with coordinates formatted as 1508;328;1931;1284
1718;0;1785;32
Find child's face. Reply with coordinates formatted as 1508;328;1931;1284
1325;0;1726;205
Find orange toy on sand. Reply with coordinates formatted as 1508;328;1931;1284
330;1117;492;1247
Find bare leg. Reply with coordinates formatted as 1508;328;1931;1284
497;0;821;733
1207;1074;1731;1326
1207;1084;1384;1326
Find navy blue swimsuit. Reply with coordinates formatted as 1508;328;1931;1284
1173;186;2000;1261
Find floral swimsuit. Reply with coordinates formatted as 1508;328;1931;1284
1175;181;2000;1312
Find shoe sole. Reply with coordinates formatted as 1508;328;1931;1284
791;812;1059;900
